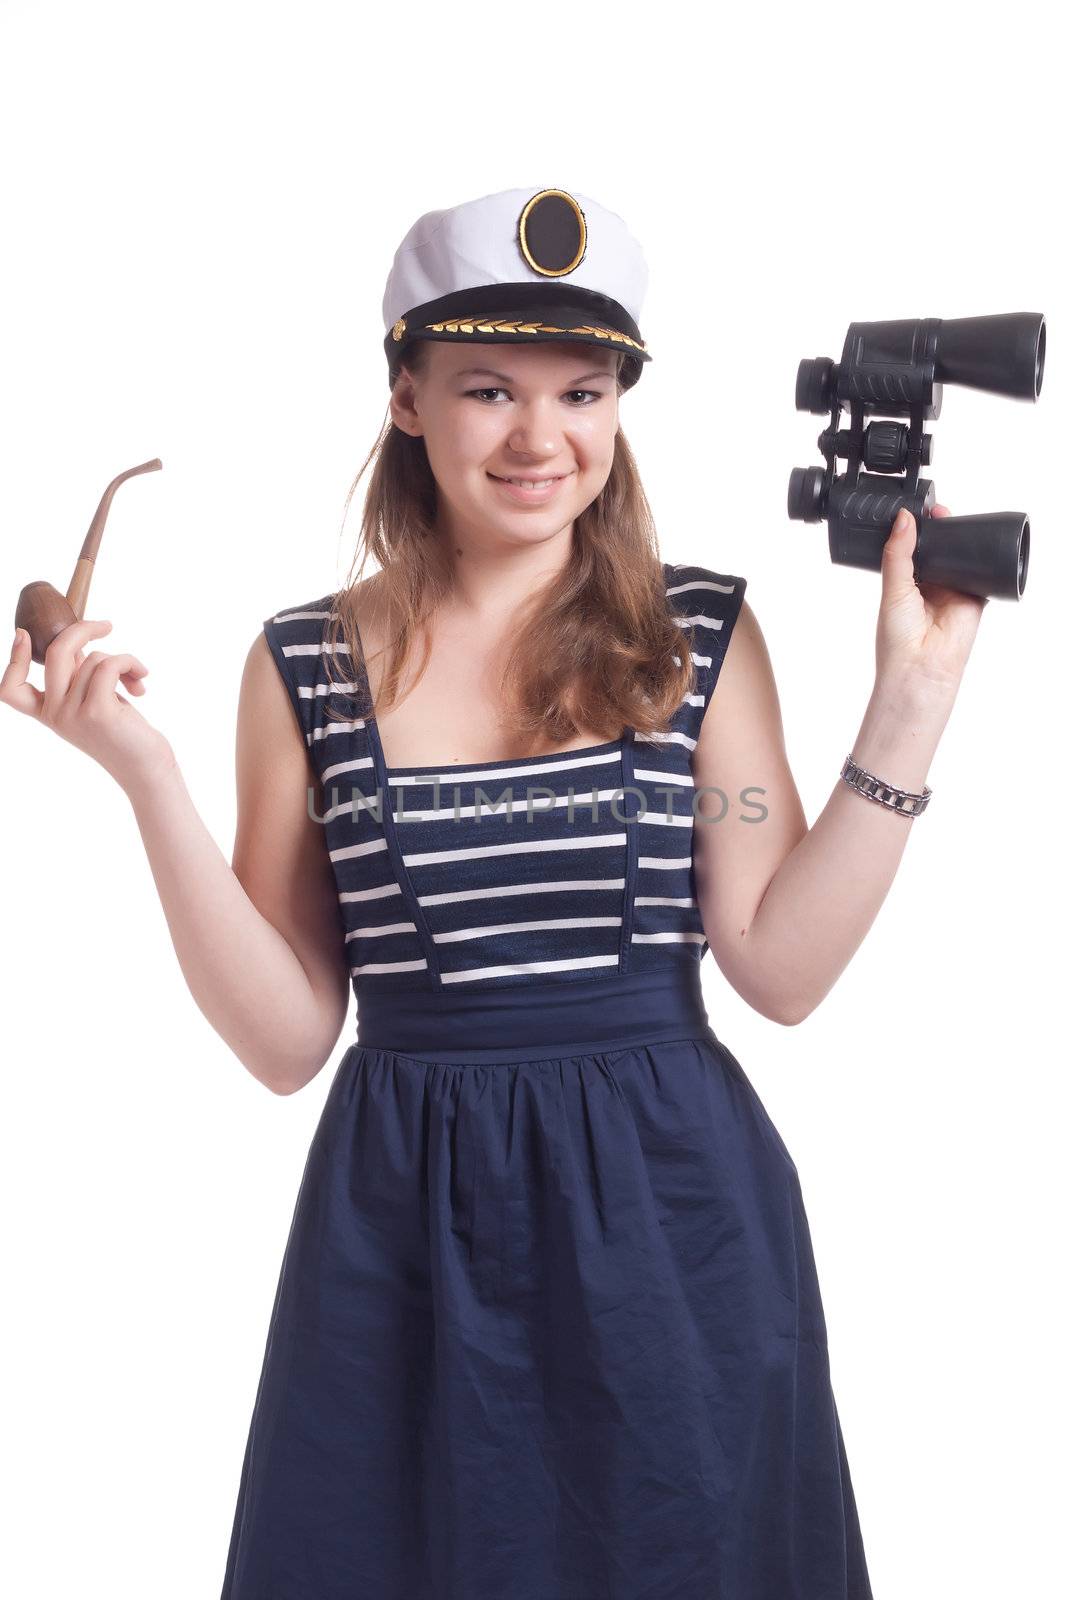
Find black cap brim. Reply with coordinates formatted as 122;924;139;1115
385;281;650;392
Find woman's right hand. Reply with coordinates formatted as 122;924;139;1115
1;618;175;795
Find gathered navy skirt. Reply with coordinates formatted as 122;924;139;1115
219;967;873;1599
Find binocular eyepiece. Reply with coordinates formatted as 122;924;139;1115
787;313;1045;600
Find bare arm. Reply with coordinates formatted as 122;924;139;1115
691;599;955;1026
124;632;350;1092
4;616;351;1090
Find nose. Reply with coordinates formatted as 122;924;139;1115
505;395;571;458
506;439;559;464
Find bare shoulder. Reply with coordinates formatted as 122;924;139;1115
244;626;280;686
690;596;809;994
700;597;782;736
240;627;306;753
692;593;800;810
232;627;350;1068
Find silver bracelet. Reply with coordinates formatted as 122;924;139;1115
840;752;932;818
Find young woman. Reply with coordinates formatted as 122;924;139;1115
3;188;985;1599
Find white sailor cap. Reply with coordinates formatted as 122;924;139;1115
382;186;652;392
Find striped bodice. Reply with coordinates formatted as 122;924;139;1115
263;561;747;994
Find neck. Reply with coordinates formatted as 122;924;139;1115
435;530;576;625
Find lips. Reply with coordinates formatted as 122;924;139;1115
488;472;571;485
487;471;573;504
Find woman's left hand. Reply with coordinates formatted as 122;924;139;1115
876;502;989;700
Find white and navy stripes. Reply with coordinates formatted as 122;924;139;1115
263;561;747;993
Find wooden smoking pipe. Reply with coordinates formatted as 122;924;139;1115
14;458;163;664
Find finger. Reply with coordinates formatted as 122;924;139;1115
68;650;149;711
915;581;962;610
917;581;988;620
42;619;113;710
70;651;142;708
882;506;919;600
82;654;150;710
0;628;46;719
66;649;113;709
930;502;952;519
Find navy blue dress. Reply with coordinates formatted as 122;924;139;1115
220;563;874;1599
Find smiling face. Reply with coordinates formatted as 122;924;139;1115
389;338;622;554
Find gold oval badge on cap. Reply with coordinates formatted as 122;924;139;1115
517;189;587;278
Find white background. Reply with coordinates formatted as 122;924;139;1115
1;2;1063;1594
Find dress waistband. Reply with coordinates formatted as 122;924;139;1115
353;964;715;1064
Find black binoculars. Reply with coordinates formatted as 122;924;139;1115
787;313;1046;600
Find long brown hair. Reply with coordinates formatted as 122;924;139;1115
321;339;696;751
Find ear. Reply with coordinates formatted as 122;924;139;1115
390;367;423;437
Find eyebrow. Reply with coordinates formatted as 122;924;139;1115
453;366;615;385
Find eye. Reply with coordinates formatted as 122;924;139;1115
465;387;605;406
